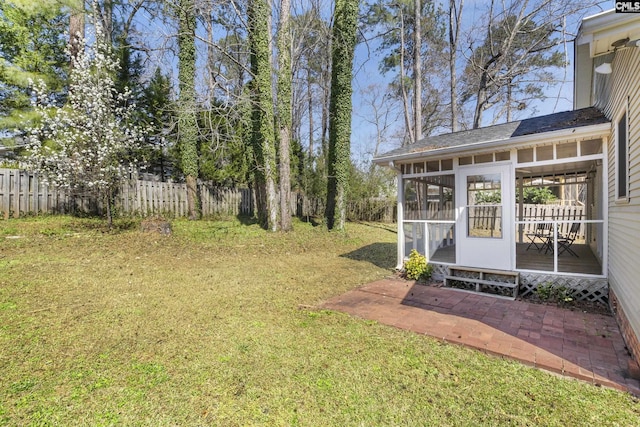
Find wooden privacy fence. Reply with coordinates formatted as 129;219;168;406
466;204;586;239
0;168;397;222
120;180;254;218
0;167;97;217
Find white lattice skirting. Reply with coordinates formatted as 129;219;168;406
429;264;609;305
518;272;609;305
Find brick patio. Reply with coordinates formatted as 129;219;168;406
322;278;640;396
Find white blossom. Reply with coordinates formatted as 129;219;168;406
26;28;146;204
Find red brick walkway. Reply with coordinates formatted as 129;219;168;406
322;278;640;396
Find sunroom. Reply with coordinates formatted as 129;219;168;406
374;108;611;301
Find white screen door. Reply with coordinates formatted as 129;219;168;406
456;164;513;270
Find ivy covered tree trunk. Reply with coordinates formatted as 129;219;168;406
249;0;278;231
326;0;358;231
277;0;292;232
177;0;200;219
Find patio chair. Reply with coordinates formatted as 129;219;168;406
557;222;581;257
546;222;581;257
525;222;552;252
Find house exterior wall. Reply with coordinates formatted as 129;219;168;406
599;46;640;362
574;43;593;110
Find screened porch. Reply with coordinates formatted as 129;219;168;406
513;158;604;276
401;152;605;277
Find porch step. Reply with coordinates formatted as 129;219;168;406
444;266;519;300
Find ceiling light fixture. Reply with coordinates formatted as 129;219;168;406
595;62;612;74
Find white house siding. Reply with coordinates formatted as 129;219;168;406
602;46;640;361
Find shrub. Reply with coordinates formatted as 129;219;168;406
535;282;574;304
519;187;557;204
403;249;433;281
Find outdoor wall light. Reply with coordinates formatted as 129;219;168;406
592;38;640;75
594;62;613;74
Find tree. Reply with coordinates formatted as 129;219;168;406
325;0;358;231
519;186;557;204
413;0;421;142
356;84;401;157
26;30;144;227
176;0;200;219
448;0;464;132
248;0;278;231
199;3;252;187
277;0;293;231
363;0;447;142
460;0;596;128
68;0;85;68
139;67;175;181
291;6;332;159
0;0;67;135
198;100;251;186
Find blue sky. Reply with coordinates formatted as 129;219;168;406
349;0;610;162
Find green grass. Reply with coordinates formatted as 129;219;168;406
0;216;638;426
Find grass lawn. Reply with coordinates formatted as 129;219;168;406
0;216;638;426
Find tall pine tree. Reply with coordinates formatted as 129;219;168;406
277;0;293;231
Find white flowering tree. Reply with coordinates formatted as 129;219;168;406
26;29;145;227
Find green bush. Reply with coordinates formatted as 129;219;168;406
535;283;574;303
403;249;433;281
519;187;557;204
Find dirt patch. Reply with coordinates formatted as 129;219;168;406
519;293;612;316
407;274;612;317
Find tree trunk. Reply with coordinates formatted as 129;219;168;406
206;12;215;104
398;7;413;145
105;187;113;230
95;0;113;44
69;1;85;69
473;86;486;129
185;175;198;220
249;0;279;231
308;75;314;158
177;0;200;219
506;82;513;122
321;68;330;153
449;0;463;132
326;0;358;231
277;0;293;231
413;0;422;142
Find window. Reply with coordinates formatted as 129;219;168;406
616;110;628;200
466;174;502;238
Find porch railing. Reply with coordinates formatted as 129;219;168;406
403;220;456;261
515;219;604;276
404;203;586;239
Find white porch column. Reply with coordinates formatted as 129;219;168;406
396;168;405;270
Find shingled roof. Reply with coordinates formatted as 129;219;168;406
373;107;609;162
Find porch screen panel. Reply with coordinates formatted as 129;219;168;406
403;175;455;221
403;222;425;256
467;174;502;238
